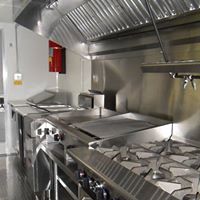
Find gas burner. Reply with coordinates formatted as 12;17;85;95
95;138;200;199
151;139;181;155
140;157;172;181
190;156;200;170
112;145;143;162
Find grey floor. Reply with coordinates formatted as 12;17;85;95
0;155;36;200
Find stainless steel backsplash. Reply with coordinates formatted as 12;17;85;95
91;21;200;142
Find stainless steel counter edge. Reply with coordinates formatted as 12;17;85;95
67;147;178;200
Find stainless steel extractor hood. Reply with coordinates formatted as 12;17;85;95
15;0;200;56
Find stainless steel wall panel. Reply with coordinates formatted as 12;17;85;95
90;21;200;143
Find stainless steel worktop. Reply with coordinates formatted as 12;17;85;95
8;100;28;108
45;109;170;141
14;106;47;117
46;108;117;126
73;113;170;139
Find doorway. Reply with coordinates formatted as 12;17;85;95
0;30;5;154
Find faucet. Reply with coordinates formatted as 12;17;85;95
170;73;198;90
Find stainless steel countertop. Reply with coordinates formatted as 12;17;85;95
14;106;47;116
73;112;170;139
8;100;28;107
46;108;118;125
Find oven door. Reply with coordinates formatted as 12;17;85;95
25;134;52;193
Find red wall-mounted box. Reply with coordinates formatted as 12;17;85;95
49;40;66;74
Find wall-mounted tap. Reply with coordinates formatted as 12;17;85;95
169;73;199;90
189;75;197;90
183;76;190;89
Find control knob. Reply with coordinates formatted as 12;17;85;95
44;128;49;135
51;127;57;135
53;132;64;141
96;184;109;200
54;134;60;141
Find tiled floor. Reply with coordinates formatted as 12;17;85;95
0;155;36;200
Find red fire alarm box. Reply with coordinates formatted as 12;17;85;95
49;40;66;73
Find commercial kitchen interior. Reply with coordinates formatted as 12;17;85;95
1;0;200;200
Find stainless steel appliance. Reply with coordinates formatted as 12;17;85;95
14;106;47;165
22;105;76;194
9;89;75;196
36;110;170;200
64;125;200;200
23;113;53;194
78;91;105;109
10;89;74;165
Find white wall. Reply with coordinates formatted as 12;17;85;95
0;0;13;22
0;22;91;154
12;25;57;100
58;50;91;106
0;23;57;154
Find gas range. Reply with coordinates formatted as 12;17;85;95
63;124;200;200
95;138;200;200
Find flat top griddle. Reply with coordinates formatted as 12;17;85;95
73;113;156;139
